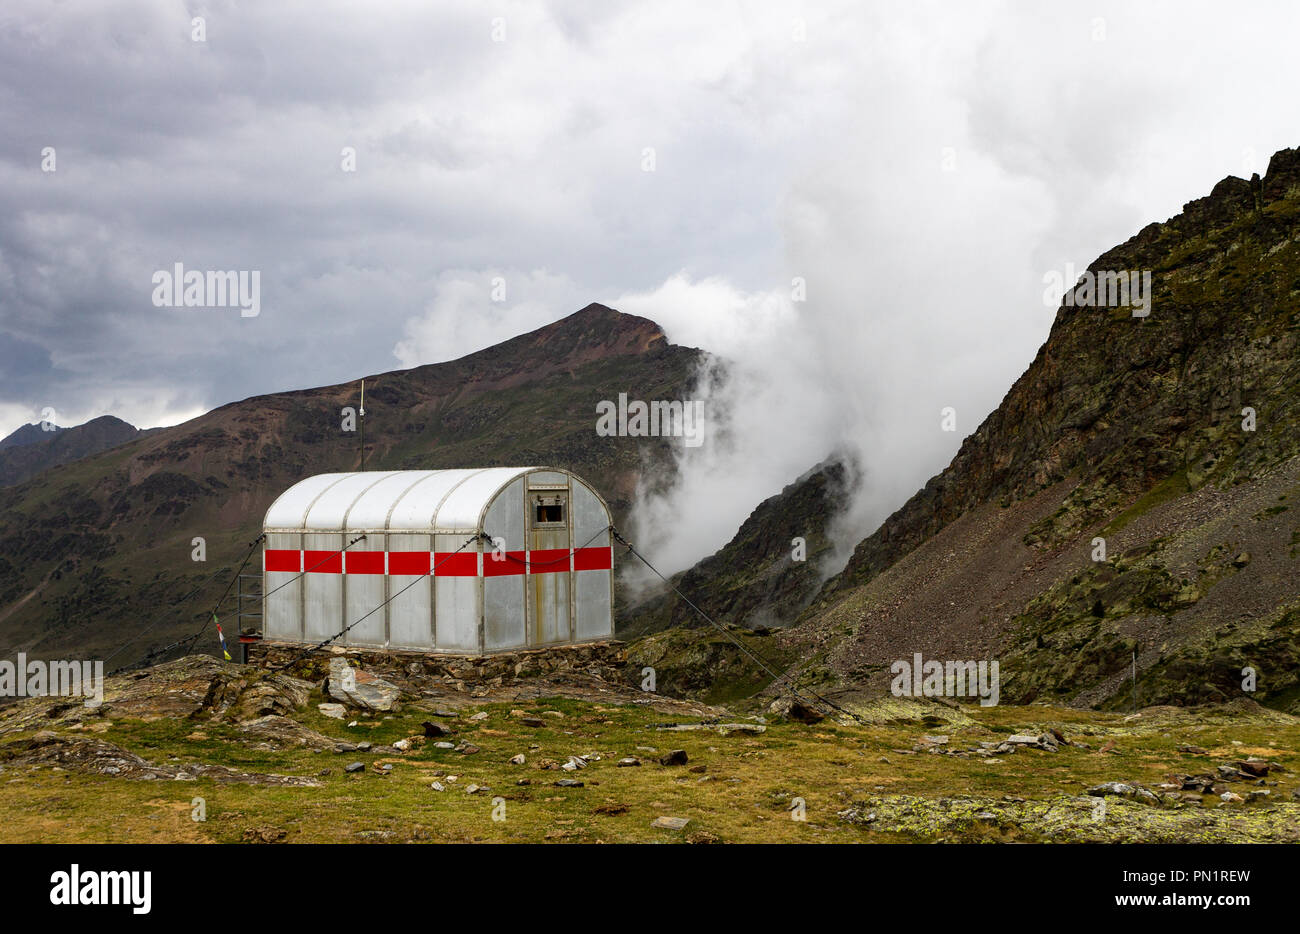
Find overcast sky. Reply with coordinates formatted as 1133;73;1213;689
3;0;1299;571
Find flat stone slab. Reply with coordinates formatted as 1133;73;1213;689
656;722;766;735
651;816;691;831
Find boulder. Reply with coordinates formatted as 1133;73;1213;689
1180;774;1216;793
1086;782;1161;806
327;658;402;712
769;697;825;724
227;674;313;721
1236;759;1271;777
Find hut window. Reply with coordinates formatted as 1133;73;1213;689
536;502;564;523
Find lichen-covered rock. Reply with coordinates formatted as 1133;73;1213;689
222;672;312;721
0;656;311;736
237;715;339;751
0;731;320;786
837;792;1300;843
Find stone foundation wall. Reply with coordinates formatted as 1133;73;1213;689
246;640;627;693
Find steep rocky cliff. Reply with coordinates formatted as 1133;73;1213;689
621;456;853;637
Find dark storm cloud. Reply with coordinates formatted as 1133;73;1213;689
0;331;53;383
0;0;800;438
1;0;1298;574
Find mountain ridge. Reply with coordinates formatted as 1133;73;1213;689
0;415;150;488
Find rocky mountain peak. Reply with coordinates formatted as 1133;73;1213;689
1263;146;1300;202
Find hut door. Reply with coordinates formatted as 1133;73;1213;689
528;490;572;646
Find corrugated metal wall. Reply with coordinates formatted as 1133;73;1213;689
527;477;572;646
483;477;526;651
571;479;614;641
387;532;431;649
263;531;301;641
344;532;386;647
434;532;479;651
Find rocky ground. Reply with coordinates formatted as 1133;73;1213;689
0;654;1297;843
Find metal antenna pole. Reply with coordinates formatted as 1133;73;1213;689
1131;643;1138;713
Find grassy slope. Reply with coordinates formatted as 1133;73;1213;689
3;687;1299;843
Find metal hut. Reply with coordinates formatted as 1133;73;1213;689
261;468;614;654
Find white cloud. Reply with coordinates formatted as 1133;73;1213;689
392;269;585;368
613;275;835;575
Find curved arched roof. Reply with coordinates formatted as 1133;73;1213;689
264;467;554;532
